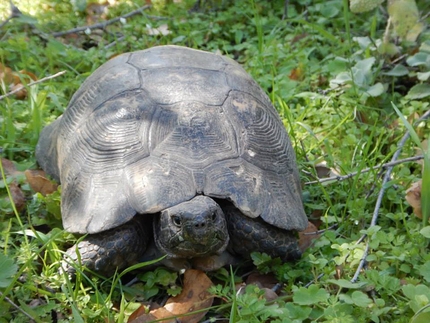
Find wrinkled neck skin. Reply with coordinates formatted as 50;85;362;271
153;195;229;260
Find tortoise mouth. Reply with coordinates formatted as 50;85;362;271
164;231;229;258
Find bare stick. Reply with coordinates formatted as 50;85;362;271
0;71;66;101
0;0;22;29
0;291;35;321
350;109;430;283
52;5;151;37
305;155;424;185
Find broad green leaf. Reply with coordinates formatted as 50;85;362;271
419;261;430;283
293;285;329;305
406;52;430;68
351;291;373;307
327;279;367;289
406;84;430;100
417;71;430;81
383;64;409;76
350;0;384;13
0;254;18;288
388;0;423;41
402;284;430;300
366;83;385;97
285;302;312;320
411;311;430;323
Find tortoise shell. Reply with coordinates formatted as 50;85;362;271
36;45;307;235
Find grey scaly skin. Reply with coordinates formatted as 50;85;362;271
63;196;301;276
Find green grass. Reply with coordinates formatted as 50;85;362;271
1;0;430;322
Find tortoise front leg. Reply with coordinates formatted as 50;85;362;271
222;204;302;262
62;216;150;277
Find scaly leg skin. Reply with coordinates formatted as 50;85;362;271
223;204;302;262
62;216;150;277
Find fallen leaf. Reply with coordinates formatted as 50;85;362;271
1;158;20;176
0;63;21;85
289;64;305;81
86;2;109;25
25;169;58;196
164;269;214;321
246;273;280;301
1;159;26;212
405;180;422;218
129;269;214;323
8;182;26;212
298;221;320;252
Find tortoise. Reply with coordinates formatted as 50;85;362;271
35;45;308;276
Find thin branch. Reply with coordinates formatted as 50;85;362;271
303;223;338;235
0;291;35;321
305;155;424;185
0;0;22;29
0;71;66;101
52;5;151;37
351;109;430;283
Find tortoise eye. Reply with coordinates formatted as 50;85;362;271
211;212;216;221
172;215;182;227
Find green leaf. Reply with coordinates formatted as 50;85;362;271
383;64;409;76
419;261;430;283
388;0;423;41
350;0;384;13
407;52;430;68
0;254;18;288
327;279;367;289
351;291;373;307
406;84;430;100
411;311;430;323
418;71;430;81
366;83;385;97
293;285;329;305
402;284;430;300
285;302;312;320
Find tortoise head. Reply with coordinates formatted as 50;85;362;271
153;195;229;258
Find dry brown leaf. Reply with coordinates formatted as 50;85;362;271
245;273;279;301
129;269;214;323
1;158;21;176
298;221;320;252
128;305;176;323
8;182;26;212
164;269;213;322
24;169;58;196
86;2;109;25
0;63;16;85
1;158;26;212
315;161;341;179
405;179;422;218
288;64;305;81
246;272;278;289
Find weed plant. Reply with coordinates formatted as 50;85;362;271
1;0;430;322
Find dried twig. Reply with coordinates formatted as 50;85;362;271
0;291;35;321
350;109;430;283
52;5;151;37
0;71;66;101
305;155;424;185
0;0;22;29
